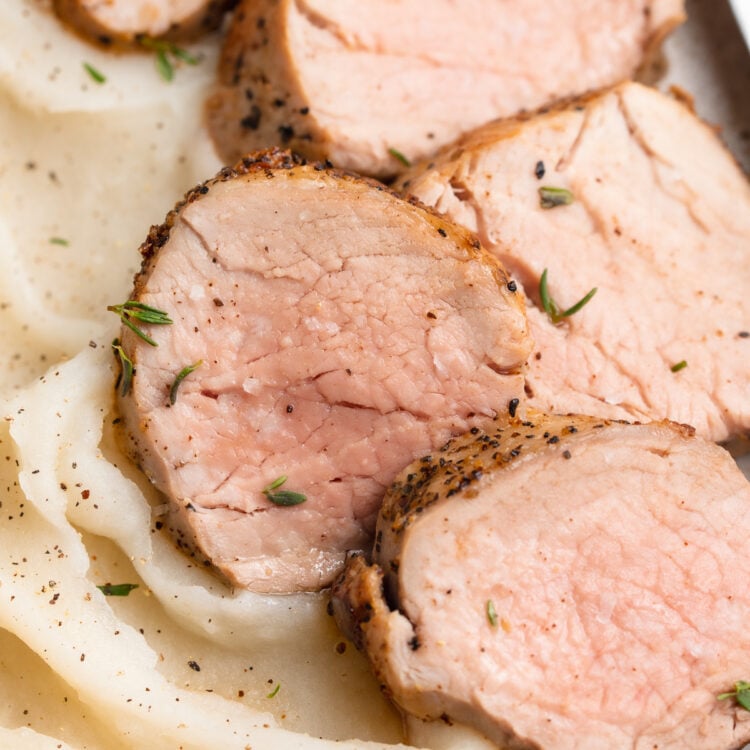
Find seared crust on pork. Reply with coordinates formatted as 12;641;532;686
205;0;685;178
333;412;750;748
53;0;234;47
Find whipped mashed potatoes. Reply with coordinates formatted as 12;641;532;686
0;3;406;748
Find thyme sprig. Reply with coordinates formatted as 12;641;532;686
97;583;139;596
83;62;106;84
111;339;134;396
138;36;201;81
539;186;574;209
262;476;307;507
107;300;172;346
718;681;750;711
267;683;281;699
539;268;597;324
169;361;202;405
388;147;411;168
486;599;498;627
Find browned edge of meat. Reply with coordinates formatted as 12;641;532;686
205;1;331;167
205;0;685;178
53;0;236;49
332;412;750;749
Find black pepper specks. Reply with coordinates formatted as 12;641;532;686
508;398;519;418
507;280;517;293
240;105;262;130
535;161;545;179
188;660;201;672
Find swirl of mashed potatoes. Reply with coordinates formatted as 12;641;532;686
0;3;417;748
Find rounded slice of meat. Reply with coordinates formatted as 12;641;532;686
115;149;530;593
395;81;750;444
53;0;233;47
205;0;684;177
332;412;750;749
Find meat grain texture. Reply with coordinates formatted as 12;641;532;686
206;0;685;178
116;149;530;593
53;0;233;46
395;81;750;444
333;413;750;749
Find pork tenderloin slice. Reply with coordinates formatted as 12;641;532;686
117;148;530;593
53;0;233;47
205;0;684;178
395;81;750;444
332;412;750;749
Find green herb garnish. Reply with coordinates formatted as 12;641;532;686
169;360;202;405
486;599;498;627
107;300;172;346
111;339;134;397
388;147;411;168
97;583;139;597
670;360;687;373
539;186;574;209
138;37;200;81
262;476;307;507
83;62;106;84
267;683;281;698
718;681;750;711
539;268;597;324
49;237;69;246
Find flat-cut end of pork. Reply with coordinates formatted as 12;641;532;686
115;148;530;593
53;0;233;47
394;81;750;444
332;412;750;749
205;0;684;178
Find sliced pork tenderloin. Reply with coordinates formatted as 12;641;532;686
394;81;750;444
53;0;234;47
114;148;530;593
205;0;684;178
333;412;750;749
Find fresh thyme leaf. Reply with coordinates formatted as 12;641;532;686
538;186;574;209
49;237;69;246
262;476;307;506
388;147;411;167
138;37;200;81
670;360;687;373
486;599;498;627
83;62;106;84
97;583;138;596
539;268;597;324
111;339;135;397
107;300;172;346
171;46;200;65
169;360;202;405
155;49;174;81
560;286;597;318
718;681;750;711
267;683;281;698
